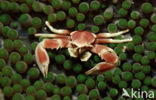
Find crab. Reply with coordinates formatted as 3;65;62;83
35;21;132;77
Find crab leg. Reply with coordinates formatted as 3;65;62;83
35;39;70;77
97;29;129;38
86;44;119;75
35;33;70;39
95;37;133;44
45;21;70;34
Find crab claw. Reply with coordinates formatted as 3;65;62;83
86;44;118;75
35;39;71;77
35;42;50;77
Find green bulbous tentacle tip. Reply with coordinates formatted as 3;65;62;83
122;0;132;10
9;52;21;64
51;0;62;10
152;24;156;32
98;81;106;90
135;71;145;80
3;86;13;97
103;7;113;20
119;53;127;61
73;64;82;73
90;1;100;11
151;13;156;24
26;0;35;5
32;1;44;12
48;14;57;23
56;74;66;84
134;45;144;53
97;74;104;82
109;88;118;97
93;15;104;25
107;23;117;33
112;75;121;84
130;11;140;20
146;42;156;51
133;53;142;62
28;27;37;35
15;61;28;73
12;93;24;100
118;8;128;17
0;48;9;60
2;66;13;77
28;68;40;79
19;14;32;27
66;76;77;87
55;54;65;64
66;19;75;28
0;14;11;25
76;13;85;22
141;2;153;14
0;1;9;11
26;86;36;96
89;89;99;99
56;11;66;21
21;79;30;89
76;84;87;94
20;3;30;13
91;25;99;33
32;17;42;28
36;89;47;99
11;73;22;84
79;2;89;13
8;2;19;12
78;94;88;100
85;78;95;89
24;53;34;64
3;39;14;52
8;29;19;40
139;18;149;28
13;84;22;93
122;62;132;71
51;94;61;100
25;96;35;100
119;81;127;88
77;23;85;31
77;74;87;83
43;5;54;15
117;18;128;29
68;7;78;17
0;59;6;70
61;86;72;96
62;1;71;10
131;79;141;89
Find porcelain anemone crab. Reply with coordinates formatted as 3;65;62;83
35;21;132;77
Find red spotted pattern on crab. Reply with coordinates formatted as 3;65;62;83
35;21;132;77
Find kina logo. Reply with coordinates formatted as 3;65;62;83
122;88;154;99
